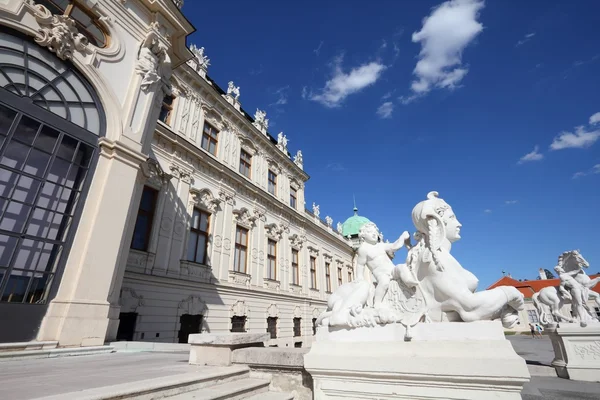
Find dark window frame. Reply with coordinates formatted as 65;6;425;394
267;316;277;339
187;208;210;264
293;317;301;337
231;315;246;333
158;94;175;125
233;225;249;273
291;249;299;285
267;170;277;195
239;149;252;179
130;186;158;252
310;256;317;289
201;122;219;156
267;239;277;280
325;262;331;292
290;186;297;209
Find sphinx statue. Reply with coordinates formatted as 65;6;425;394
317;191;525;334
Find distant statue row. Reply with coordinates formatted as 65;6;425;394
533;250;600;327
317;191;527;336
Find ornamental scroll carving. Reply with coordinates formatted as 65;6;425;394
190;188;222;213
231;300;249;317
178;295;208;316
233;207;265;229
289;233;307;249
265;222;289;241
573;341;600;360
119;287;144;312
140;158;170;188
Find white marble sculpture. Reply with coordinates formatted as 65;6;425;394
316;191;526;336
533;250;600;326
312;203;320;218
325;216;333;229
276;132;288;153
336;222;343;235
189;44;210;71
227;81;240;100
293;150;303;169
253;109;269;132
135;22;171;94
32;3;88;60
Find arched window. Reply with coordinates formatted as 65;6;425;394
0;30;104;135
35;0;108;48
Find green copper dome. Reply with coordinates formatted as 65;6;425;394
341;207;371;237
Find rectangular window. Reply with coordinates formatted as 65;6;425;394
291;249;299;285
201;122;219;156
290;187;297;209
187;208;210;264
231;316;246;333
312;318;317;335
233;226;249;273
267;239;277;280
239;150;252;178
158;95;175;124
325;262;331;292
131;186;158;251
527;310;539;324
337;267;343;286
268;170;277;195
310;256;317;289
267;317;277;339
293;317;302;337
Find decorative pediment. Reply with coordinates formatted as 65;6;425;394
265;222;289;241
289;233;307;249
288;177;301;190
323;253;333;262
201;102;226;131
233;207;264;229
307;245;319;257
140;158;170;188
231;300;248;317
267;304;279;318
169;164;192;184
178;295;207;316
190;188;221;213
119;287;144;312
266;158;281;175
238;135;257;155
294;306;302;318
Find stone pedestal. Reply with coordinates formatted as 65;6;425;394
188;332;269;366
546;323;600;382
304;321;530;400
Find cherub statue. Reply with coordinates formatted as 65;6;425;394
407;191;524;328
356;222;418;309
227;81;240;100
312;202;320;218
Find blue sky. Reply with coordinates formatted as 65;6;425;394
184;0;600;288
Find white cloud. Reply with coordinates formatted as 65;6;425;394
572;164;600;179
407;0;485;98
550;126;600;150
518;145;544;164
505;200;518;205
301;86;309;99
589;112;600;125
484;209;492;213
516;32;536;47
326;162;346;171
271;86;289;106
376;102;394;119
314;41;324;56
310;56;386;108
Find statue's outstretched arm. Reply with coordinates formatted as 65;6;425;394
383;231;411;253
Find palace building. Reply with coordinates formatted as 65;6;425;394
0;0;361;347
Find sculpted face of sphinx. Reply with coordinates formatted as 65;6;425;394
440;207;462;244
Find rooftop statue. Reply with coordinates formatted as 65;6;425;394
533;250;600;326
317;191;526;336
227;81;240;100
189;44;210;70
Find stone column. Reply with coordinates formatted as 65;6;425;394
37;139;147;347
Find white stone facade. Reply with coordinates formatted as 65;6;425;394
0;0;352;347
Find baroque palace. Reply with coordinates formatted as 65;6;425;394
0;0;365;347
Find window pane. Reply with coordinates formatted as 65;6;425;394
13;115;40;146
0;201;32;233
191;208;200;230
187;231;198;261
56;135;78;161
0;234;19;268
74;143;93;167
131;215;150;250
209;141;216;155
0;167;19;198
199;211;209;232
195;234;207;263
140;187;157;212
1;271;30;302
1;140;30;170
34;125;59;152
0;103;17;136
23;148;51;177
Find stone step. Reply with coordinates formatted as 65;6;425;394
0;341;58;353
32;365;251;400
164;378;270;400
242;392;294;400
0;345;114;362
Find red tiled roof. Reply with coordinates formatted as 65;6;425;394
487;274;600;298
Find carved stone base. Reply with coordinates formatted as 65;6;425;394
304;321;530;399
546;323;600;382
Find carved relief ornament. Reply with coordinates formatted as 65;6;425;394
140;158;170;188
307;245;319;257
169;164;192;183
289;233;307;249
233;207;265;229
265;222;289;241
178;295;207;316
189;188;221;213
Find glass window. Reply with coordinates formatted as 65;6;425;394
527;310;539;324
233;225;248;273
325;262;331;292
187;208;210;264
337;267;343;286
267;316;277;339
36;1;108;48
130;186;158;251
290;187;297;209
310;256;317;289
267;239;276;280
231;315;246;333
158;95;175;125
291;249;299;285
201;122;219;156
239;150;251;178
293;317;301;337
268;170;277;195
312;318;317;335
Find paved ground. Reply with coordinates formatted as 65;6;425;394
0;337;598;400
507;335;600;400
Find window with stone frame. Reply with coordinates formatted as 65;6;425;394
231;315;246;332
325;262;331;292
239;149;252;178
290;186;297;209
158;94;175;124
293;317;302;337
201;122;219;156
233;225;248;273
312;318;317;335
187;208;210;264
291;249;299;285
527;310;539;324
131;186;158;251
268;170;277;195
310;256;317;289
266;239;277;280
36;0;108;47
267;316;277;339
337;267;343;286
